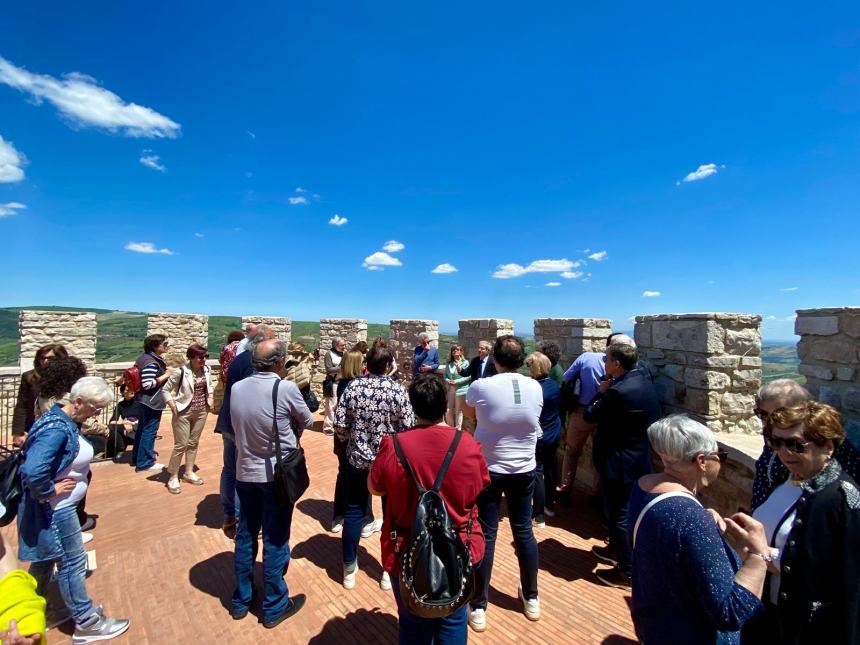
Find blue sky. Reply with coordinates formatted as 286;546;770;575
0;2;858;340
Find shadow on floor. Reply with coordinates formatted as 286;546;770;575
291;533;383;584
189;550;244;611
195;493;223;529
487;584;522;612
537;537;599;583
602;636;637;644
296;497;333;532
308;607;398;644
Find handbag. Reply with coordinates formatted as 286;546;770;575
0;446;23;526
322;376;334;398
300;385;319;413
270;380;310;506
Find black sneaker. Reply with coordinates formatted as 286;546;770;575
595;566;631;591
592;544;618;566
262;594;306;629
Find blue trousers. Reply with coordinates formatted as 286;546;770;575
471;470;539;610
220;433;240;520
132;405;162;470
29;506;97;625
232;481;294;624
392;582;468;645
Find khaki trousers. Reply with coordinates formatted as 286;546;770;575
168;408;208;476
323;395;338;432
559;407;597;491
445;390;467;431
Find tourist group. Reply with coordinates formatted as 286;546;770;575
2;324;859;644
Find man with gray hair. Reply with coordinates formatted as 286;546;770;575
323;337;347;435
229;339;313;627
558;333;636;499
215;325;276;535
236;322;260;355
412;332;440;377
751;378;860;510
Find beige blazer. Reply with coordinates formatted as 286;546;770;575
164;364;213;413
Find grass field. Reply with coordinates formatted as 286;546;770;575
0;308;800;382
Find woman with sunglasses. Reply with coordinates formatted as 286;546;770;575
745;402;860;645
628;414;769;645
163;344;213;494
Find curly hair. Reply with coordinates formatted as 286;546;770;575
38;356;88;400
769;401;844;448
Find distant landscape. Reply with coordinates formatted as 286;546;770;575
0;307;800;383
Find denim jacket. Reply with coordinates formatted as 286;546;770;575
17;404;81;562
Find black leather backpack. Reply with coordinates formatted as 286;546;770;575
392;431;476;618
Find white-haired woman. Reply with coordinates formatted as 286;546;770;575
628;415;769;645
17;377;129;643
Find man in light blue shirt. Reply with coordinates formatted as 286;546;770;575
559;333;635;496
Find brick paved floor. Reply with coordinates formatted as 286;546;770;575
2;415;637;644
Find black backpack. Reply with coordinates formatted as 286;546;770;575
0;447;23;526
392;431;476;618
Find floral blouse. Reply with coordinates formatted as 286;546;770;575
334;375;415;469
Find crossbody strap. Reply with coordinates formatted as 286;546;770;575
632;490;701;548
271;379;283;469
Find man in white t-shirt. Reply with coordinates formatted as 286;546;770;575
463;335;543;632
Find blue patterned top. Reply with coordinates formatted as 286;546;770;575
334;375;415;469
628;484;762;645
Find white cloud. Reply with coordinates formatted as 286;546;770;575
247;130;256;139
383;240;405;253
295;186;307;193
642;290;661;297
678;163;721;185
194;232;204;238
124;241;174;255
0;56;180;138
587;250;608;262
492;263;528;279
0;135;26;183
288;196;309;205
560;271;584;279
0;201;26;218
493;258;583;279
432;263;458;274
139;150;166;172
329;214;348;226
546;282;561;287
779;287;799;292
766;315;777;320
784;314;798;322
363;251;402;270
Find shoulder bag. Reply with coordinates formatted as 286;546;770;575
271;379;310;506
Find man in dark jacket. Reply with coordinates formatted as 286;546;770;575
458;340;497;434
584;342;660;589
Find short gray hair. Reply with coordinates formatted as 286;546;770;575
647;414;717;462
756;378;810;406
246;324;274;353
253;340;287;371
608;333;636;348
331;337;345;350
70;376;114;408
417;332;430;342
478;340;492;351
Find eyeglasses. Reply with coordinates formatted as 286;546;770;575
691;450;729;464
766;436;811;454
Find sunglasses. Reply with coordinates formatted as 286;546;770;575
766;436;811;454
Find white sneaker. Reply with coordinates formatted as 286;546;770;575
544;507;556;518
81;532;94;545
380;571;392;591
361;518;383;539
343;562;358;590
468;607;486;632
330;519;344;533
167;477;181;494
533;516;546;529
518;586;540;621
143;462;165;472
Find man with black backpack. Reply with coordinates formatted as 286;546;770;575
131;334;174;472
369;375;490;644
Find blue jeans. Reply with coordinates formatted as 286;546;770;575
392;582;467;645
220;434;240;521
232;481;293;623
342;464;370;566
471;470;539;610
29;506;97;625
133;405;162;470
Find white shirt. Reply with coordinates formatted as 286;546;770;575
753;479;802;604
51;436;94;511
466;372;543;474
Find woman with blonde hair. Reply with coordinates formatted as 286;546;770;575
443;345;470;430
526;352;561;527
163;344;213;494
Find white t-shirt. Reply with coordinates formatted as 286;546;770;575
753;479;802;604
467;372;543;474
51;436;94;511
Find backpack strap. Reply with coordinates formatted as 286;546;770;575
392;434;426;494
431;430;462;493
632;490;700;548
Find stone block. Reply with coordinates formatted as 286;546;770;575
652;320;724;354
720;392;756;415
740;356;762;368
663;364;686;383
800;338;859;364
654;376;682;406
843;388;860;414
687;355;740;369
685;389;722;416
732;369;762;389
684;368;730;391
818;385;842;408
724;328;761;356
795;315;839;336
663;351;688;365
837;367;856;381
798;364;834;381
842;314;860;339
634;322;652;348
